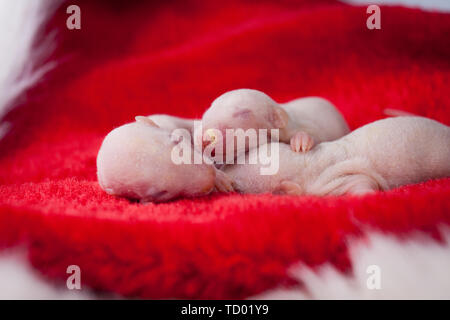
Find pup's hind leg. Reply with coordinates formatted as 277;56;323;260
274;180;303;195
333;174;380;196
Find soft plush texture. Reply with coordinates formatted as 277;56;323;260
0;0;449;299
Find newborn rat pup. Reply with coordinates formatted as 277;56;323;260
97;118;233;203
223;116;450;196
198;89;349;160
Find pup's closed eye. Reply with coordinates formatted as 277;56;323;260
232;108;252;119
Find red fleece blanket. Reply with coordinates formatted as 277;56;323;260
0;0;449;299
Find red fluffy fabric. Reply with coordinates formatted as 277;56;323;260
0;0;449;298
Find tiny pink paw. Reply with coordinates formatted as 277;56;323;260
214;169;234;193
290;131;314;152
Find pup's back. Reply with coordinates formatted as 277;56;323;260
339;116;450;188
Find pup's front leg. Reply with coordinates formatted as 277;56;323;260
290;131;315;152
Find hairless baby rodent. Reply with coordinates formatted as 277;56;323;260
223;116;450;196
197;89;350;159
97;115;233;202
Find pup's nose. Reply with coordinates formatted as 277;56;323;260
203;140;217;158
201;129;218;149
195;133;202;147
195;133;210;150
202;138;212;149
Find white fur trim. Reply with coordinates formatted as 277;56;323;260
0;249;93;299
254;229;450;299
0;0;58;139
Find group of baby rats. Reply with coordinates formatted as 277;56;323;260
97;89;450;203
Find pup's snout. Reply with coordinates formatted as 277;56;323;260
201;128;219;148
195;132;212;150
202;139;211;149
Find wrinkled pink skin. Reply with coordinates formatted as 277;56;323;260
224;117;450;196
198;89;350;159
97;115;233;203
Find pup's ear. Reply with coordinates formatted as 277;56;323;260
135;116;159;128
270;106;289;128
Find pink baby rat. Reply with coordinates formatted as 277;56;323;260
223;116;450;196
197;89;350;159
97;115;233;202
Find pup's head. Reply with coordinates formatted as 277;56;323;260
197;89;289;159
97;119;216;202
